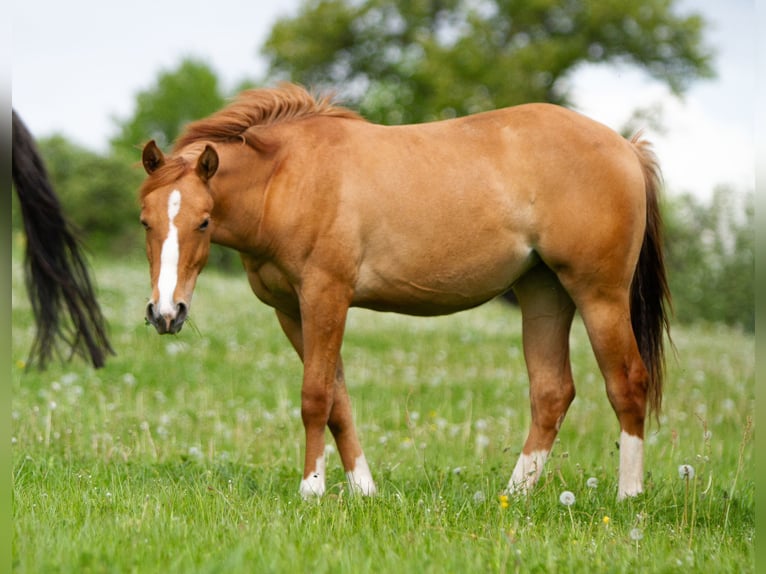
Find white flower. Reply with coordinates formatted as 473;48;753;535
678;464;695;480
630;528;644;541
586;477;598;489
559;490;575;506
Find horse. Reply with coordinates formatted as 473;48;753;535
12;110;114;369
138;84;671;500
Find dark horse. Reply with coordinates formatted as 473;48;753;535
12;111;113;368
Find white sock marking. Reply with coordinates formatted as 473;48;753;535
299;455;326;498
346;454;376;496
618;431;644;500
507;449;549;494
157;190;182;316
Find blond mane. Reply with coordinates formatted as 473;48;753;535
173;83;362;153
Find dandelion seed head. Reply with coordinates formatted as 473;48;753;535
559;490;575;506
629;528;643;541
678;464;695;480
586;477;598;489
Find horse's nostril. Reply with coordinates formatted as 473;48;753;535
176;302;188;323
145;302;156;323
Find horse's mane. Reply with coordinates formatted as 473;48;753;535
173;83;363;153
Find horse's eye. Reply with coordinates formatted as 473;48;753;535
199;218;210;231
141;219;150;230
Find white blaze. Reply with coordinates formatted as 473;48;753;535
157;190;182;316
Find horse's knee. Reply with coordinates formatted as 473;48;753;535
530;379;576;430
301;389;331;427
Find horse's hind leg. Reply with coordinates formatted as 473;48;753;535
507;265;576;494
568;287;649;500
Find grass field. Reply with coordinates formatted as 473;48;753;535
12;252;754;573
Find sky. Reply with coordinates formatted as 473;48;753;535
12;0;755;200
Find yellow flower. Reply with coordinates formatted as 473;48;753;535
16;360;26;369
602;516;610;525
499;494;509;509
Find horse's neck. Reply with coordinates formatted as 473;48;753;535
209;143;270;254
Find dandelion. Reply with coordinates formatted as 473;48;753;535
559;491;575;506
499;494;509;509
602;515;610;525
630;528;643;542
559;490;575;529
473;491;486;504
586;477;599;489
679;464;697;535
678;464;695;480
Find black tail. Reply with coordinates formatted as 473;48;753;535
629;133;672;420
12;110;114;368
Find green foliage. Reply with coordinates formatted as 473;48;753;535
664;188;754;332
262;0;714;124
11;255;754;572
111;58;226;156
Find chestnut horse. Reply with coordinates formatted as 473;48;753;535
138;84;670;500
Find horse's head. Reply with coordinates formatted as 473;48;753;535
139;140;218;334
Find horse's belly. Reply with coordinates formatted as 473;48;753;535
352;243;538;316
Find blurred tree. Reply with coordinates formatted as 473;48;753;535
262;0;714;124
663;188;754;332
111;58;225;156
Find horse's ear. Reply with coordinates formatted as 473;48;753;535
196;144;219;182
142;140;165;174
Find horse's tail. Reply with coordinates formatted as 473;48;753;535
629;133;672;421
12;110;114;369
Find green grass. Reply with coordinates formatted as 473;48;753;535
12;253;754;573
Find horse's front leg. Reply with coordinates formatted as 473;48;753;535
276;282;375;498
328;356;376;495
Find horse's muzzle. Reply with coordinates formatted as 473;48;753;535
145;301;188;335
